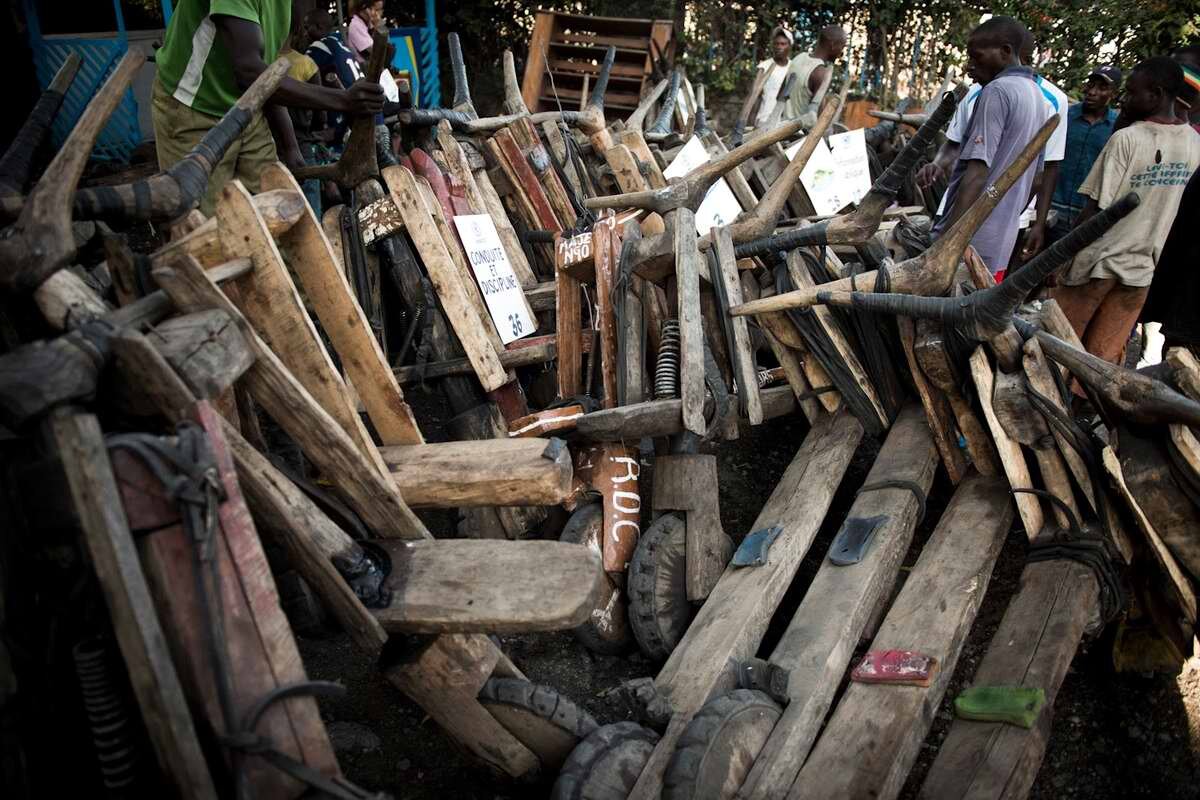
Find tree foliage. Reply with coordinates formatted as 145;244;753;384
385;0;1199;112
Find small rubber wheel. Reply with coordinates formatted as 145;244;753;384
663;689;783;800
628;512;692;661
559;503;633;654
552;721;660;800
478;677;599;772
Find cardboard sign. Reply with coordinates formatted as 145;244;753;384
785;128;873;217
453;214;537;344
663;136;743;236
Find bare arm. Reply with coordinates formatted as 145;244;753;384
1022;161;1060;258
939;158;989;231
808;64;829;96
915;139;961;188
1072;196;1099;230
214;16;384;115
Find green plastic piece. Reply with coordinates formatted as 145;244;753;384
954;686;1046;729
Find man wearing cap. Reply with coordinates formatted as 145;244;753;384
1048;65;1122;244
749;26;795;128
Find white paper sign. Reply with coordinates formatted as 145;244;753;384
452;214;536;344
663;136;744;236
785;128;873;217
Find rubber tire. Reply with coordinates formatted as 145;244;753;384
552;721;660;800
478;677;599;772
663;689;783;800
559;503;633;655
628;512;692;661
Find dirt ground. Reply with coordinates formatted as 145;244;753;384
297;410;1200;799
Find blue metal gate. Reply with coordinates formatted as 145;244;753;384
22;0;142;162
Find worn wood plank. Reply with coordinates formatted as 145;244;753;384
791;474;1015;800
34;269;110;330
606;143;650;193
594;221;620;407
491;127;564;232
380;437;572;507
741;274;820;424
149;309;254;400
899;316;967;484
969;346;1043;538
213;180;388;475
151;188;306;270
372;539;601;633
556;267;584;400
913;321;1000;477
991;368;1079;533
46;239;535;777
112;414;337;794
194;403;343;781
1022;338;1100;515
436;122;536;288
617;128;667;188
739;404;938;798
1101;447;1198;624
918;558;1097;800
675;207;706;437
1118;431;1200;647
628;411;863;799
788;250;888;429
115;326;375;665
714;226;763;425
477;163;543;285
573;385;796;441
220;414;389;656
381;166;509;391
49;409;218;799
152;255;430;541
447;403;548;540
512;117;576;228
383;634;539;777
654;454;732;602
541;118;584;199
393;339;557;385
414;173;507;355
623;275;647;405
260;164;424;445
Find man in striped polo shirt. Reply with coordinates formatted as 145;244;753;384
153;0;384;215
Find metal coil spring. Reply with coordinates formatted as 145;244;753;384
74;636;142;793
654;319;681;400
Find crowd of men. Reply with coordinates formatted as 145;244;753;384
763;15;1200;375
148;3;1200;378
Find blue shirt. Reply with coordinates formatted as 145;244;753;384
1052;104;1118;223
306;33;383;135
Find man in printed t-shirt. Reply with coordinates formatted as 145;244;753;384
1054;57;1200;370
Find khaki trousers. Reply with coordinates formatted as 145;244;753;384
151;79;277;216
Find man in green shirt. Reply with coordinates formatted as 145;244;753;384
153;0;384;215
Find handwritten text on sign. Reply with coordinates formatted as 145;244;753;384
453;214;537;344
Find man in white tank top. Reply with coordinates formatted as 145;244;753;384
783;24;847;128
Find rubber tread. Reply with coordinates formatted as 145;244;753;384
628;512;691;661
663;689;783;800
551;721;660;800
559;503;632;654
